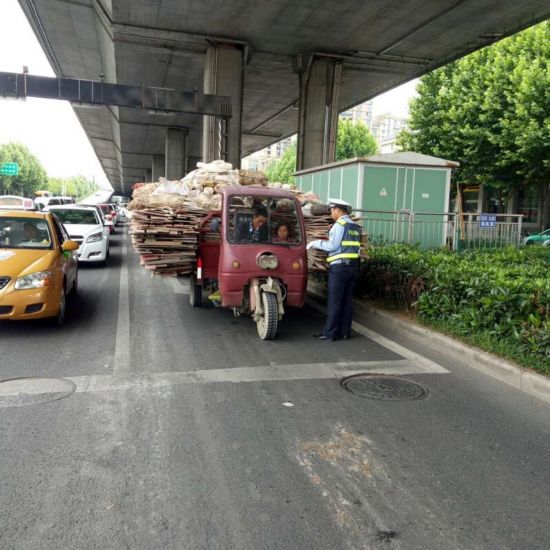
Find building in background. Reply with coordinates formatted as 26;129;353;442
242;102;375;171
372;113;408;154
340;101;373;129
241;103;410;169
241;136;296;172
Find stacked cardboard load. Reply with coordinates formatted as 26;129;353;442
127;160;364;277
128;161;272;276
300;201;368;272
130;202;207;276
303;214;333;272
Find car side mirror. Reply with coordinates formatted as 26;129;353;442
62;240;79;252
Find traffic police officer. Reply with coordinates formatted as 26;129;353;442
307;199;361;341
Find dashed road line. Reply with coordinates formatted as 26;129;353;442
113;224;130;375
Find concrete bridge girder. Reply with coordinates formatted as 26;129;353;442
16;0;550;194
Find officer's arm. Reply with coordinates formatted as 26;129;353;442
308;223;344;252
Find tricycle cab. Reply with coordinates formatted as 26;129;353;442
194;186;308;338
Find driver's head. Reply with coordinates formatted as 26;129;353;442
252;206;268;227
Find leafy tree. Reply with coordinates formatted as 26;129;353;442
265;120;378;183
47;175;99;200
265;144;297;184
336;119;378;161
398;22;550;218
0;142;47;196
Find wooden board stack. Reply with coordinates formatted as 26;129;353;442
130;205;207;276
304;214;332;272
128;164;366;278
305;214;368;273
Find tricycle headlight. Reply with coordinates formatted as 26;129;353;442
86;232;103;243
257;254;278;270
15;271;53;290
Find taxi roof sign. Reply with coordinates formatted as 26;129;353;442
0;195;35;210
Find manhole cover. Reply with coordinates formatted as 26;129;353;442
0;377;76;408
341;374;428;401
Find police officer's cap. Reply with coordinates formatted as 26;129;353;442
328;198;352;214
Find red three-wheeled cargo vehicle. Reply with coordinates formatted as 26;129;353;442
189;186;308;340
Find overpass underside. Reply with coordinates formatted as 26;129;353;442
17;0;550;195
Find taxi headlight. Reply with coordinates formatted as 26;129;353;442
15;270;53;290
86;232;103;243
257;254;278;270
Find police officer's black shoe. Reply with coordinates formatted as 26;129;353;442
313;334;340;341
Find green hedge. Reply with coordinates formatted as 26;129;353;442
359;245;550;374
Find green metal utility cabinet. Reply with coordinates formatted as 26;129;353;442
295;152;459;247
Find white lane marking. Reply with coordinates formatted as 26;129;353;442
77;358;444;393
114;224;130;375
0;360;448;400
305;298;447;373
165;277;189;295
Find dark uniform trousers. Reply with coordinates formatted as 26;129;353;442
322;262;360;339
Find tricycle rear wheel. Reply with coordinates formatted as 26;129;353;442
256;291;278;340
189;276;202;307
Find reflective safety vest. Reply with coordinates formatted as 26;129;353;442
327;218;362;264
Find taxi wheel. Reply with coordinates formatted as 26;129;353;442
256;292;278;340
72;270;78;295
54;287;67;325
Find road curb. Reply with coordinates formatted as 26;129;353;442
307;281;550;405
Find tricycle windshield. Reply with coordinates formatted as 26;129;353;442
227;195;303;245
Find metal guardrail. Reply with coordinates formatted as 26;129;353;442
354;210;524;249
458;213;523;249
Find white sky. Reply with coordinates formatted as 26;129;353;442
371;80;418;118
0;0;111;188
0;0;416;183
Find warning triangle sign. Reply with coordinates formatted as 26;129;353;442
379;188;388;197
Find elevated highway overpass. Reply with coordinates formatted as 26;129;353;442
15;0;550;195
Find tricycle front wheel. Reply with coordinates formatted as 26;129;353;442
256;291;278;340
189;276;202;307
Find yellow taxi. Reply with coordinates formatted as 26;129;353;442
0;208;79;323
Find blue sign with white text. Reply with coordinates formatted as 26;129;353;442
479;214;497;228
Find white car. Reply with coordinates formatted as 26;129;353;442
48;205;110;264
35;195;75;209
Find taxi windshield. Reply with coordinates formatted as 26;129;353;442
227;195;302;245
50;209;99;225
0;216;53;249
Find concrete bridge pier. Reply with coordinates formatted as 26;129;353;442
151;154;165;182
297;56;342;171
165;128;188;181
202;45;244;168
187;157;201;174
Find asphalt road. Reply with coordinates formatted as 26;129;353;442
1;223;549;550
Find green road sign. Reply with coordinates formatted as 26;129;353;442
0;162;19;176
